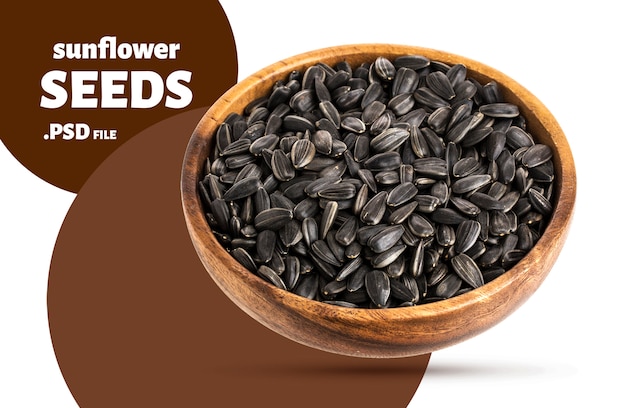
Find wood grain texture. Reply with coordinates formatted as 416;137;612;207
181;44;576;358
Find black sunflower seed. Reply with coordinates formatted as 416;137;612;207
479;103;520;118
222;177;262;201
365;269;391;308
359;191;388;225
258;265;287;290
370;127;411;153
368;224;405;253
450;253;484;289
254;207;293;231
455;220;482;254
387;182;418;207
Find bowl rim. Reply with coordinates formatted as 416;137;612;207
180;43;576;354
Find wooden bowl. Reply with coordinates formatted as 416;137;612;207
181;44;576;358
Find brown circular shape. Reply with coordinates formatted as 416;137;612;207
1;0;237;193
181;44;577;358
47;108;430;407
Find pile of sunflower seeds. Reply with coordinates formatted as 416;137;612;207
197;54;555;309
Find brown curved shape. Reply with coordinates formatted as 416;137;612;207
47;108;431;407
181;44;577;358
2;0;237;193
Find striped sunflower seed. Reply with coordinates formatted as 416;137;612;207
506;126;535;149
341;116;367;133
317;182;357;201
258;265;287;290
231;247;257;272
390;277;418;303
271;149;295;181
527;188;553;215
357;168;378;193
449;196;481;217
428;106;453;134
361;100;387;125
407;213;435;238
279;219;303;248
311;240;341;267
322;279;347;297
369;110;394;135
318;100;342;129
469;192;506;211
364;151;402;171
392;67;419;96
426;71;456;100
387;182;418;207
413;157;448;179
347;264;369;292
394;54;430;70
370;127;411;153
335;256;364;281
451;174;492;194
414;87;450;110
455;220;482;254
222;177;262;202
335;216;358;246
365;269;391;308
414;195;440;213
345;241;362;260
293;273;318;299
431;207;467;225
386;256;407;279
522;144;553;168
450;253;484;289
302;217;318;247
360;191;388;225
479;102;520;118
320;200;339;240
388;93;416;116
371;244;407;269
409;240;425;277
256;230;276;264
249;134;279;156
311;129;333;155
374;56;396;81
209;198;230;232
361;81;385;110
335;88;365;111
436;224;456;247
368;224;405;253
254;207;293;231
283;255;300;290
435;272;462;298
388;201;419;225
290;139;316;169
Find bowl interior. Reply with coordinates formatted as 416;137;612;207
181;44;576;358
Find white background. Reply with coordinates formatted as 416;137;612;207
2;0;625;406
